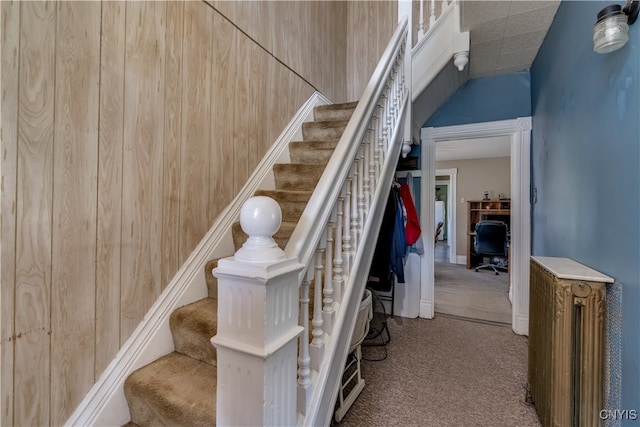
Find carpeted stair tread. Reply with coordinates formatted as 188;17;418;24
313;101;358;122
124;101;359;426
232;220;298;251
254;189;312;222
273;163;326;191
170;298;218;366
302;119;349;140
289;139;339;164
204;259;218;299
124;352;216;427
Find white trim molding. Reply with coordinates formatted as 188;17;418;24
421;118;531;336
435;168;457;264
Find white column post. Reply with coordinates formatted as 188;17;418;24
211;196;304;427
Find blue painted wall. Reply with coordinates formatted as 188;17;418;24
531;0;639;417
424;70;531;127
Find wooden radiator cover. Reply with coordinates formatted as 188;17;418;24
527;256;614;427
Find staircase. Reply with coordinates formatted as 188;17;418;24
123;102;358;426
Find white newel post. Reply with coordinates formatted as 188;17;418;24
211;196;304;427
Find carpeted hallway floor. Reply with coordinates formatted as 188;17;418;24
335;259;540;426
434;261;511;324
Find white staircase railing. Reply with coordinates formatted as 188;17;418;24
212;16;410;427
418;0;452;41
412;0;469;101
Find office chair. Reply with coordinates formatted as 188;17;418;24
473;220;509;275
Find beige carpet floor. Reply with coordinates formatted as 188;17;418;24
335;313;540;426
434;261;512;324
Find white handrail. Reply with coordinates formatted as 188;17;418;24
284;16;408;264
283;16;410;425
213;16;410;427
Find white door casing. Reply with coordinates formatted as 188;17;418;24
435;169;457;264
420;118;531;336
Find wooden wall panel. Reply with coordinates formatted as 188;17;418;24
347;1;398;101
120;1;166;340
179;2;212;260
50;4;100;423
271;1;305;88
14;2;56;425
161;1;184;287
233;32;251;195
208;11;237;219
210;1;273;54
0;2;19;425
268;61;314;151
95;1;125;377
347;2;368;101
1;1;352;423
248;43;271;171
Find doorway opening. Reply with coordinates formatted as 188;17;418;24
420;118;532;335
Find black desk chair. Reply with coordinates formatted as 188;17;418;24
473;220;509;275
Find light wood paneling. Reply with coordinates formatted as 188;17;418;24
179;2;212;260
347;1;368;100
14;2;56;425
210;0;273;54
347;1;398;101
0;1;19;425
50;4;100;424
248;43;271;171
161;1;184;287
233;32;251;195
209;11;237;218
120;1;166;340
96;0;125;377
1;1;352;423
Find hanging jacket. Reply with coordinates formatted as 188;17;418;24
399;182;421;246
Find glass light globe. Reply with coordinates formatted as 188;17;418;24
593;6;630;54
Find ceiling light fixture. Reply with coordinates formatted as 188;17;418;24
593;0;639;53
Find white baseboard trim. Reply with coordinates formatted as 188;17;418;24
456;255;466;265
65;91;330;427
419;299;434;319
513;313;529;336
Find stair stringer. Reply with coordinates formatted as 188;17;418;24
411;0;469;102
65;91;330;427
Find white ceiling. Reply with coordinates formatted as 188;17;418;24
427;1;561;161
435;135;511;161
461;0;561;79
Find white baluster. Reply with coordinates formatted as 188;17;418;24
363;128;372;214
297;267;312;415
368;118;377;194
418;0;425;40
323;221;335;331
350;164;359;252
430;0;437;28
333;199;344;304
310;243;325;371
357;147;366;236
343;178;352;274
374;102;383;179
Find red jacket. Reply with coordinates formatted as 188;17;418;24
399;183;421;245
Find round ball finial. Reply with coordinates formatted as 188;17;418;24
235;196;285;263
